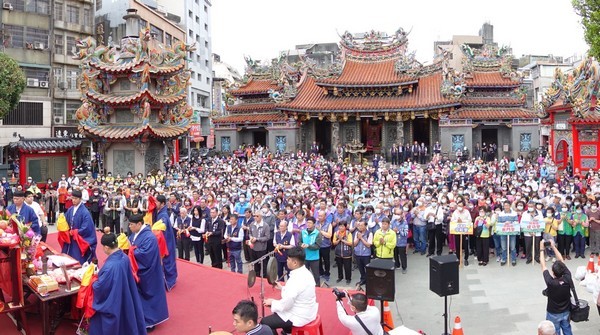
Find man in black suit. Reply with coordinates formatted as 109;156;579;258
206;207;226;268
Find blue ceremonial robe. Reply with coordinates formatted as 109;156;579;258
89;250;146;335
63;204;97;264
6;203;40;234
155;206;177;290
129;226;169;327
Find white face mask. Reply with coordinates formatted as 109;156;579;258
403;207;409;212
375;208;382;214
517;206;523;210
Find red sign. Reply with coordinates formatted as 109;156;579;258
190;124;202;142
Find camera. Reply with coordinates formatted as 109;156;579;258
543;240;551;247
332;288;346;300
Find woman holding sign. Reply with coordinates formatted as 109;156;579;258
474;207;492;266
522;201;544;264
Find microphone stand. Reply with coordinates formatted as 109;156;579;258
248;250;275;319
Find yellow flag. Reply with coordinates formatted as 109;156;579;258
152;219;166;231
117;233;130;250
80;264;96;286
57;213;69;232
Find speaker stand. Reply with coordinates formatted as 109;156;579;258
380;300;392;331
442;295;449;335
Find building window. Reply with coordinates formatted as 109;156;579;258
188;29;193;38
165;33;172;47
66;102;80;124
55;2;63;21
2;102;43;126
520;133;532;152
276;136;286;153
204;23;208;31
96;0;102;11
26;28;50;48
53;67;63;85
66;69;79;90
21;0;49;14
140;19;147;29
221;137;231;152
53;101;64;118
206;77;210;85
83;7;92;27
66;36;76;56
4;25;24;48
451;135;465;153
23;67;49;81
54;34;64;55
196;34;200;43
188;10;192;18
196;16;200;24
197;73;201;81
66;5;79;24
196;94;201;106
150;25;163;43
205;40;208;48
205;60;209;67
196;54;201;63
204;5;208;12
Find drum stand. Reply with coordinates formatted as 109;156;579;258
248;251;275;319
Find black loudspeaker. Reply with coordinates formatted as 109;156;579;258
429;255;459;297
366;258;395;301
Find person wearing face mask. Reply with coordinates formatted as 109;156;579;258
556;204;574;260
586;201;600;257
450;201;472;266
391;208;409;273
571;204;588;259
411;200;428;256
522;201;544;264
89;188;102;230
425;199;444;257
474;206;493;266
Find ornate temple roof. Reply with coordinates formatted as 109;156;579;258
466;72;520;88
540;57;600;119
80;123;190;140
461;96;523;107
316;59;416;87
226;102;276;113
86;89;187;106
212;112;287;124
9;138;82;153
279;75;458;112
229;79;280;96
447;108;537;119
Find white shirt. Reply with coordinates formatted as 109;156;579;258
270;265;318;326
71;203;82;218
336;304;384;335
27;201;45;224
81;189;89;203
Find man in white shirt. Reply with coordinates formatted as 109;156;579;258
262;246;318;335
336;293;383;335
24;191;46;241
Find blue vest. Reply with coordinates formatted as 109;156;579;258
335;233;353;258
226;224;242;250
316;220;332;248
301;229;320;261
274;231;293;262
354;230;371;257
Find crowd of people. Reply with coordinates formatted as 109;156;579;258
2;143;600;334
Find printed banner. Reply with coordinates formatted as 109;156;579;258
450;221;473;235
495;221;521;235
520;219;544;234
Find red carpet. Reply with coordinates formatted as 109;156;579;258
1;233;349;334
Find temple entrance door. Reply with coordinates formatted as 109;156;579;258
555;140;568;170
412;118;430;147
314;119;331;155
482;128;498;160
361;119;382;153
253;129;267;147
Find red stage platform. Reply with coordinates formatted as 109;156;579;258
1;233;350;334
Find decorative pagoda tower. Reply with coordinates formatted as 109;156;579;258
74;9;194;175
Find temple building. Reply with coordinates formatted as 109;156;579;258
214;29;539;159
542;57;600;171
75;9;194;175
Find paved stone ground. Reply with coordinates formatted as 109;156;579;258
48;224;599;334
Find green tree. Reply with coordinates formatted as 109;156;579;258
0;53;25;119
573;0;600;59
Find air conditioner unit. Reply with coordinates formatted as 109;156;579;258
39;81;49;88
54;116;64;124
33;42;44;50
26;78;39;87
3;3;13;10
